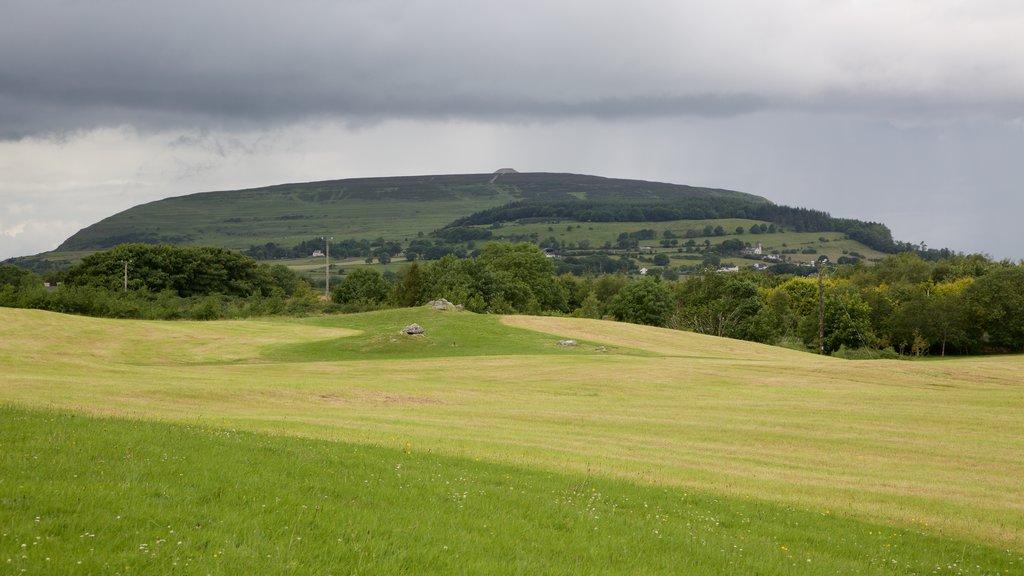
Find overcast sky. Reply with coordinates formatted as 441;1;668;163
2;0;1023;261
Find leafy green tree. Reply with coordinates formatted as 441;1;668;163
478;243;567;313
63;244;297;298
775;277;820;318
593;274;627;310
859;252;932;286
390;262;425;307
799;284;874;353
927;278;972;355
0;264;34;288
421;255;494;311
965;266;1024;352
673;271;765;339
557;274;595;311
609;276;674;327
574;291;603;319
331;268;391;305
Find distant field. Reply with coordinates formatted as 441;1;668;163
488;218;889;265
2;307;1021;572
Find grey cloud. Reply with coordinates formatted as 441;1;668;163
4;0;1024;138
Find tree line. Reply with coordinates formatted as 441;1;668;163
328;247;1024;355
0;244;321;319
2;243;1021;355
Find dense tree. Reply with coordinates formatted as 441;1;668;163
0;265;45;309
421;255;493;311
609;276;674;327
0;263;34;288
925;279;973;356
390;262;425;307
674;271;767;340
799;284;874;353
478;243;568;313
63;244;299;298
332;268;391;305
865;252;932;286
965;266;1024;352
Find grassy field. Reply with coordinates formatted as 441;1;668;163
2;307;1022;573
4;407;1020;575
487;218;889;266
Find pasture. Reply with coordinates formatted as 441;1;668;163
484;218;889;265
1;307;1022;573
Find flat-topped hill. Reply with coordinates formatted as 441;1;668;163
57;172;767;252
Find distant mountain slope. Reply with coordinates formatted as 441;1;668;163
57;172;768;252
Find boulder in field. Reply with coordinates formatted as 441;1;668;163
401;323;425;336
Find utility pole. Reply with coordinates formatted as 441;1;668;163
817;258;826;355
321;236;333;299
120;259;132;292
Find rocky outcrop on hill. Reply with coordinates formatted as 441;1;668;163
428;298;463;311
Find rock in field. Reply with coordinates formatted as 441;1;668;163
401;323;425;336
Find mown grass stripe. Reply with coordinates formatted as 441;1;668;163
1;406;1020;575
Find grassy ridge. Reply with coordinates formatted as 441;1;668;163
56;172;765;252
1;307;1023;556
2;407;1019;575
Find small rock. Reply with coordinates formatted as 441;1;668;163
401;323;425;336
557;340;578;347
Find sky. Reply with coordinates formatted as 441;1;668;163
2;0;1023;261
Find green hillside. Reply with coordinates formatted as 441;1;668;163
57;172;767;252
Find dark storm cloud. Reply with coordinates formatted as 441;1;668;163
4;0;1023;138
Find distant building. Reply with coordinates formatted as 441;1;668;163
311;249;324;257
741;242;763;256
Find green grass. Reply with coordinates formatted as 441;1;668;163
484;218;888;267
264;308;639;362
2;406;1020;575
2;307;1023;572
